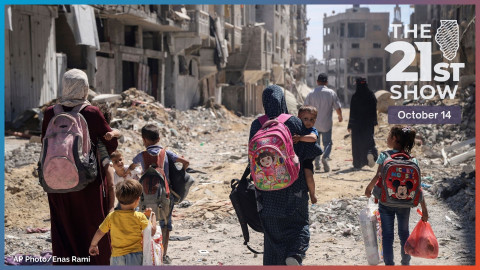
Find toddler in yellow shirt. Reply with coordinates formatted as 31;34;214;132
89;179;157;265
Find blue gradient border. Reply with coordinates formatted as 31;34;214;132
1;1;478;270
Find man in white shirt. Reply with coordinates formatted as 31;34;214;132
304;73;343;172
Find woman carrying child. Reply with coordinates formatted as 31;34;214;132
365;125;429;265
249;85;322;265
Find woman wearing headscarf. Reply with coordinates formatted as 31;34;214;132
347;77;378;169
41;69;118;265
249;85;322;265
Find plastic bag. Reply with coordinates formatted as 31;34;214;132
404;209;439;259
143;213;163;266
359;197;382;265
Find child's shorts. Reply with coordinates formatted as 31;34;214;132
302;158;314;172
110;251;143;266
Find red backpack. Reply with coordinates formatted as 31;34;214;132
373;151;422;207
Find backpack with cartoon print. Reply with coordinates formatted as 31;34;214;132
248;114;300;191
372;151;422;208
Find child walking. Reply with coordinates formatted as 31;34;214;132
293;105;320;204
133;124;190;264
89;179;156;266
365;125;429;265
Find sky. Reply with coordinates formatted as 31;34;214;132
306;4;414;60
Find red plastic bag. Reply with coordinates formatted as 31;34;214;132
404;209;439;259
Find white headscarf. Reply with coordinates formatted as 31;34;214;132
59;69;91;107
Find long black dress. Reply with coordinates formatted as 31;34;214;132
348;80;378;168
249;85;322;265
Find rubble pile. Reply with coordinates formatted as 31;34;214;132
106;88;245;153
412;84;475;146
309;199;365;240
401;83;476;222
430;171;476;221
4;88;245;171
4;143;42;173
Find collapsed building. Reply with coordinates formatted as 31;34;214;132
5;4;309;123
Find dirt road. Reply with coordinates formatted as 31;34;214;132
4;108;475;266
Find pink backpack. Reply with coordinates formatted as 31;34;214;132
39;104;98;193
248;114;300;191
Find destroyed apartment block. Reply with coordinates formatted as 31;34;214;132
5;4;309;124
323;5;390;106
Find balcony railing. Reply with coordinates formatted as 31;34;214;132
187;10;210;39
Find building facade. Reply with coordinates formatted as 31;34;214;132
5;4;309;121
305;57;326;88
323;5;390;105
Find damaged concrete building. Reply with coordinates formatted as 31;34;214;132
323;5;390;105
388;5;414;89
5;4;309;122
306;57;327;88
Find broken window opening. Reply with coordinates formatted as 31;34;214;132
124;26;136;47
368;58;383;73
55;14;86;69
178;55;188;75
122;61;137;91
96;18;107;42
148;58;159;99
348;57;364;73
347;22;365;38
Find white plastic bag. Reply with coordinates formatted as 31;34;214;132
143;213;163;266
359;197;381;265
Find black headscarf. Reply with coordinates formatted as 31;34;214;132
348;78;378;129
248;85;322;220
262;84;289;119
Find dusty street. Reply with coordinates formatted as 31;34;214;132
4;100;475;266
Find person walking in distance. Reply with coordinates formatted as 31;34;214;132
304;73;343;172
348;77;378;169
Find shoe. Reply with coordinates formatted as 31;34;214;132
322;158;330;172
367;154;375;168
285;257;300;266
163;255;172;265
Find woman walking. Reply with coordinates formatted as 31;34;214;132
347;77;378;169
249;85;322;265
41;69;118;265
